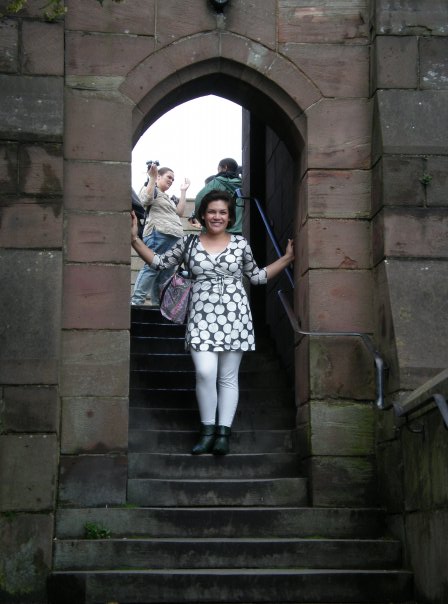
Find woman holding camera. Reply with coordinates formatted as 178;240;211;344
131;162;191;306
131;190;294;455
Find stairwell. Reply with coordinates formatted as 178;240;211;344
49;306;414;603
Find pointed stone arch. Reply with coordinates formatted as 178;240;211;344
119;31;321;152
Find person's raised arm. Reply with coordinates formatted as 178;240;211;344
175;177;190;217
131;211;155;264
265;239;294;281
139;162;158;209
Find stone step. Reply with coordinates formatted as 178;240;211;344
132;323;187;338
131;306;173;324
130;352;282;372
129;428;296;454
129;406;295;430
128;452;302;479
55;507;388;540
53;537;402;571
129;387;293;408
126;477;308;507
47;568;414;604
131;335;275;355
131;335;186;354
130;369;286;389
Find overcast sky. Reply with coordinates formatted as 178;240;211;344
132;95;242;198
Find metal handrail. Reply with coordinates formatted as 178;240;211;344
392;368;448;430
236;189;386;409
394;393;448;430
277;290;386;409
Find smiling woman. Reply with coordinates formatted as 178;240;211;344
130;190;294;457
132;96;242;198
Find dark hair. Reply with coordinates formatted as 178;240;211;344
218;158;238;174
198;190;236;228
158;166;174;176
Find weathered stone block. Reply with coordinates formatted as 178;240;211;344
309;337;375;400
0;202;63;248
65;212;130;263
58;454;127;506
0;250;62;384
374;90;448;156
426;155;448;207
372;155;426;212
376;440;404;513
156;0;216;47
427;408;448;506
282;43;369;98
420;37;448;90
0;19;18;73
62;264;131;329
373;0;448;35
0;0;58;17
402;418;432;512
18;143;63;195
61;397;128;454
0;513;53;600
406;510;448;604
0;142;18;194
309;400;375;456
372;35;418;90
64;159;131;212
65;0;155;34
295;337;310;405
121;33;219;106
309;269;374;332
1;386;59;433
66;31;154;77
64;89;131;162
307;99;372;169
61;330;129;397
0;75;63;141
304;169;371;219
279;0;369;44
22;21;64;75
0;435;58;511
377;259;448;390
373;208;448;262
306;218;371;269
226;0;277;50
310;455;378;507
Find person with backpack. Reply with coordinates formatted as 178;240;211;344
131;162;191;306
194;158;244;234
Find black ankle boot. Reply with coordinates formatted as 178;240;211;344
212;425;231;455
191;424;216;455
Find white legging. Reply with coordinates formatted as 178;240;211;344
190;350;244;428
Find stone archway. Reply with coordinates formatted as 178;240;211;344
121;31;320;378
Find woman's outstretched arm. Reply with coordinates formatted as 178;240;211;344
131;210;155;264
265;239;294;281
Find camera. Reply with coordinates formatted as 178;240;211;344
146;160;160;167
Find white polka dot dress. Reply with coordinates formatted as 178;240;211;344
151;235;268;352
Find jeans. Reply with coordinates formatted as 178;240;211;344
131;229;180;305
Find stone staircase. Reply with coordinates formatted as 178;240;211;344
48;306;414;603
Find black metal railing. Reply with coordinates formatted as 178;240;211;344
236;189;386;409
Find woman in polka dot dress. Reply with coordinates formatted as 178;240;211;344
131;190;294;455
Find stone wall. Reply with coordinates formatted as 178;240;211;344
371;1;448;602
0;1;64;599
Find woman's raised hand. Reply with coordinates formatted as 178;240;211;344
285;238;294;262
180;177;191;192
